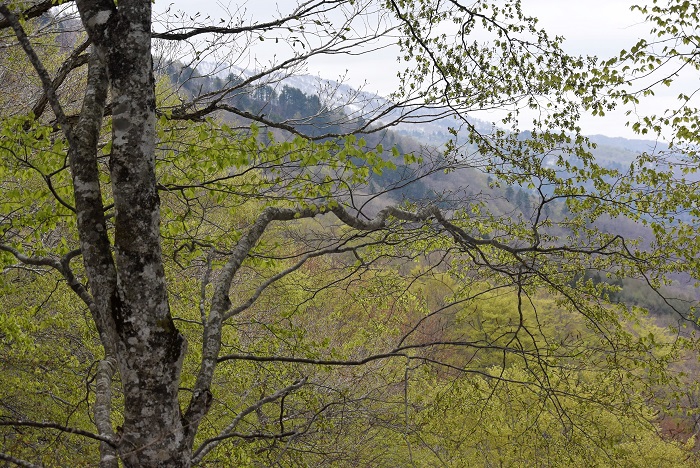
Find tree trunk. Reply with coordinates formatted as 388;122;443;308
76;0;189;465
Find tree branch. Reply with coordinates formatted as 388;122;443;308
32;39;91;120
217;340;550;366
185;206;324;441
0;452;41;468
152;0;345;41
223;241;370;320
191;378;307;464
68;48;120;358
0;244;96;312
219;351;408;366
0;421;116;447
331;203;640;260
0;1;54;30
94;356;118;468
0;5;72;140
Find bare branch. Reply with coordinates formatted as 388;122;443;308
0;5;72;140
0;452;41;468
153;0;345;41
192;378;307;464
33;39;91;120
94;357;118;468
0;421;116;447
185;205;325;439
219;351;407;366
0;1;54;30
217;340;549;366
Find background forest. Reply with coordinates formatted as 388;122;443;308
2;0;700;467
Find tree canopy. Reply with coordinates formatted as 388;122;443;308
0;0;699;466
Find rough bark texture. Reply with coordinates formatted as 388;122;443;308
95;357;119;468
3;1;686;466
75;1;189;465
3;2;440;464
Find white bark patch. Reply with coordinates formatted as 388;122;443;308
137;322;151;342
73;178;100;195
141;261;160;282
86;10;112;28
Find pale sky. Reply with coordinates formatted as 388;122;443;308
154;1;691;139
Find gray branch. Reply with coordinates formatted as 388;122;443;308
191;378;307;464
94;357;118;468
0;5;72;140
0;421;116;447
185;206;322;441
0;452;42;468
0;244;95;311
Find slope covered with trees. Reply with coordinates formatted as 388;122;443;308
1;1;700;466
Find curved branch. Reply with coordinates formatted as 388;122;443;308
191;378;307;464
0;452;41;468
32;39;91;120
331;203;641;261
43;172;76;213
186;101;418;141
0;244;95;311
0;1;54;30
0;6;72;140
0;421;116;447
185;205;324;440
0;244;63;269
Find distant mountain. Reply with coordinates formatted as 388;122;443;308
193;63;672;162
185;62;694;183
588;134;667;154
180;61;682;208
176;62;698;314
195;62;391;120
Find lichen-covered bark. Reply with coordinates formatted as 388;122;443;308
0;2;124;462
75;0;189;465
95;357;118;468
183;206;323;446
70;49;119;358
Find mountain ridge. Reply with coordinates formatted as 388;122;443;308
193;61;667;154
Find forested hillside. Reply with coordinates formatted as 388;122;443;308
2;1;700;467
169;62;699;321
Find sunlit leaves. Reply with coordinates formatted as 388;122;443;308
414;365;693;467
0;115;76;257
0;270;104;464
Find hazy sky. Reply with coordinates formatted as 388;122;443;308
154;1;688;139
